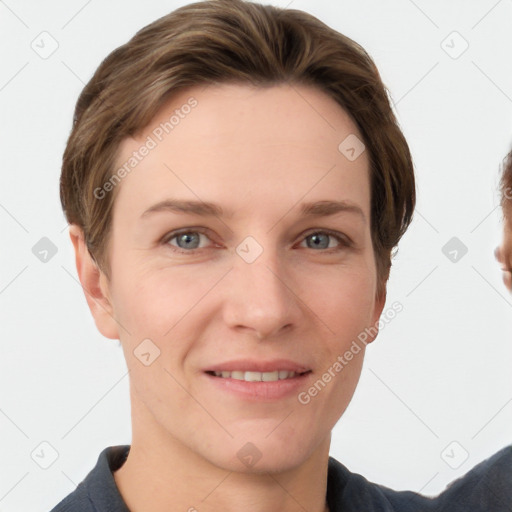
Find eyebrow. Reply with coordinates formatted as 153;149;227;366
140;199;366;222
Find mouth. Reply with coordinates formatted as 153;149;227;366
205;369;311;382
203;360;312;401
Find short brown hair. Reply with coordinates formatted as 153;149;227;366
60;0;415;297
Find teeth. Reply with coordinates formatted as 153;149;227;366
212;370;298;381
262;371;279;382
245;371;262;382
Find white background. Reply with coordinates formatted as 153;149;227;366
1;0;512;510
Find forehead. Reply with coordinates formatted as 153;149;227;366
111;82;370;222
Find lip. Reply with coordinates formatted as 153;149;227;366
203;359;312;401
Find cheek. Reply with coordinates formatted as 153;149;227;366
305;264;378;329
109;263;228;386
111;262;214;334
297;349;365;436
110;243;378;347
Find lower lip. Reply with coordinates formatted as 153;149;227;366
204;372;312;401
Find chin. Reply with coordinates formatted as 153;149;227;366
203;433;321;475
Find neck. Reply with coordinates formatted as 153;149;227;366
114;400;331;512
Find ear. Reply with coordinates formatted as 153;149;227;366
366;286;387;345
69;224;120;340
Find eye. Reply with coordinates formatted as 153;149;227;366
163;229;214;252
161;228;352;254
299;230;352;251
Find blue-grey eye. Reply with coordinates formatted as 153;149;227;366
174;232;202;249
306;233;333;249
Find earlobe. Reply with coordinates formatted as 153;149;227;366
68;224;119;340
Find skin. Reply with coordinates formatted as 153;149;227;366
69;83;386;512
495;214;512;291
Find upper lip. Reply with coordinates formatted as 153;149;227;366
205;359;311;373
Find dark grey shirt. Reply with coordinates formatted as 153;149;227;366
49;444;512;511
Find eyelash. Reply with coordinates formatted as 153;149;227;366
161;228;353;254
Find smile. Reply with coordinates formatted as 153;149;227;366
209;370;309;381
203;359;312;400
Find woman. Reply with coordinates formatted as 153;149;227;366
50;1;511;510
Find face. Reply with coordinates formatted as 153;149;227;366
84;83;385;473
496;211;512;291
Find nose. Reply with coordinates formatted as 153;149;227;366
222;247;303;340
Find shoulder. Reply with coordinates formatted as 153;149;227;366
48;474;94;512
48;445;130;512
49;491;93;512
327;446;512;512
327;456;436;511
435;445;512;511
